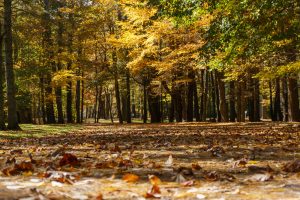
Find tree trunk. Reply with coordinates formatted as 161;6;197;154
66;13;74;123
281;77;289;121
274;78;283;121
4;0;20;130
43;0;56;124
194;75;200;122
236;81;246;122
55;7;64;124
229;81;236;122
126;70;132;123
0;24;6;130
39;77;46;124
81;76;84;123
269;81;274;121
216;71;228;122
76;78;81;123
288;77;300;121
148;85;161;123
187;71;194;122
143;80;148;123
114;75;123;124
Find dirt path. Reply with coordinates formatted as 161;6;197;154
0;122;299;199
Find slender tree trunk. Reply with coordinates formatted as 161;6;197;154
288;77;300;121
269;81;274;121
194;76;200;122
94;83;98;123
199;70;204;121
216;71;228;122
126;70;131;123
114;75;123;124
43;0;55;124
281;77;289;121
253;78;260;121
187;71;194;122
66;19;74;123
0;24;6;130
229;81;236;122
76;78;81;123
143;80;147;123
210;71;217;121
55;7;64;124
274;78;283;121
39;77;46;124
236;81;246;122
81;75;84;123
4;0;20;130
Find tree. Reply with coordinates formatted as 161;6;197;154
0;22;6;130
4;0;20;130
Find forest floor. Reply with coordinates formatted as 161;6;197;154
0;122;300;200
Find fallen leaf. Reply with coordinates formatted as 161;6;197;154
248;173;273;182
176;173;187;184
123;173;139;183
59;153;80;167
192;163;202;170
165;155;173;167
96;193;103;200
149;175;162;185
283;159;300;173
145;185;161;199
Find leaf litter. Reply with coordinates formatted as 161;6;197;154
0;122;299;199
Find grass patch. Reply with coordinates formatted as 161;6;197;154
0;124;84;139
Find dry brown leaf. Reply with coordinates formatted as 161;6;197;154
59;153;80;167
283;159;300;173
96;193;103;200
191;163;202;170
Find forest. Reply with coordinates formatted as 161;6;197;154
0;0;299;199
0;0;299;129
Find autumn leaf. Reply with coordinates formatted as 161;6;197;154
149;175;162;185
191;163;202;171
145;185;161;199
283;159;300;173
2;161;34;176
123;173;139;183
59;153;80;167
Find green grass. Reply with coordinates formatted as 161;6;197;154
0;124;84;139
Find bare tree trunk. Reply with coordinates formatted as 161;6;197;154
281;77;289;121
187;70;194;122
143;80;148;123
81;75;84;123
55;6;64;124
273;78;283;121
4;0;20;130
216;71;228;122
229;81;236;122
66;14;74;123
76;78;81;123
288;77;300;121
43;0;56;124
0;23;6;130
194;75;200;122
269;81;274;121
236;81;246;122
126;70;131;123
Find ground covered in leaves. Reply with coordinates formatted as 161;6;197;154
0;122;300;200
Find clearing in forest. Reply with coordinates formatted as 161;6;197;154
0;122;299;200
